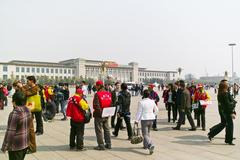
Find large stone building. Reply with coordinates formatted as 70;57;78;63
0;58;177;83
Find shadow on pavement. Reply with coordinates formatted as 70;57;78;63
171;135;211;146
36;145;150;155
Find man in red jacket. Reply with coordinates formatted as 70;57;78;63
93;80;112;150
66;89;89;151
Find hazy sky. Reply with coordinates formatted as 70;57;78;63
1;0;240;78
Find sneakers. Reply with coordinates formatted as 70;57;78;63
149;145;155;155
152;128;158;131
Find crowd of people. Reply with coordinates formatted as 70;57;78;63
0;76;238;160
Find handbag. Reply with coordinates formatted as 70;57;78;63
131;123;143;144
26;94;42;112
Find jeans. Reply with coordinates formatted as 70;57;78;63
141;120;154;149
60;100;67;117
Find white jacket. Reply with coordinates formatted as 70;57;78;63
135;98;158;122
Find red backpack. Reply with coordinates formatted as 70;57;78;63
97;91;112;108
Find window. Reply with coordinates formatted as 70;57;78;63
26;68;30;73
21;67;25;73
64;69;67;74
55;69;58;74
60;69;63;74
72;70;75;74
3;75;7;80
32;68;35;73
46;68;49;73
3;65;8;72
41;68;45;73
16;75;19;80
37;68;40;73
51;69;54;73
68;69;71;74
16;67;19;72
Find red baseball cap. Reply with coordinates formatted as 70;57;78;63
76;88;83;95
197;83;203;88
96;80;104;86
148;84;155;88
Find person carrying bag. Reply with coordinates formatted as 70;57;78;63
131;123;143;144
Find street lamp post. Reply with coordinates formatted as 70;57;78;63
229;43;236;82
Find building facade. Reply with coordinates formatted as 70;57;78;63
0;58;177;83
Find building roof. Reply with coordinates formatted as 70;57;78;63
5;60;75;68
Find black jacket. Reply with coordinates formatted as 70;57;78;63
218;92;236;115
118;90;131;114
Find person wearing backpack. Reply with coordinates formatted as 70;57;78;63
112;83;133;140
66;88;89;151
93;80;112;150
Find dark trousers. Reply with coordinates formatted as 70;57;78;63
111;109;124;128
8;148;27;160
114;114;133;138
54;100;60;113
225;114;234;143
196;108;206;129
172;104;178;121
94;117;111;146
152;116;157;129
208;111;225;138
167;103;177;122
33;111;43;133
4;96;7;106
177;109;195;129
70;119;85;149
208;112;234;143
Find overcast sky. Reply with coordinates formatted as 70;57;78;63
1;0;240;78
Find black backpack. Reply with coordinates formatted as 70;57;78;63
82;108;92;123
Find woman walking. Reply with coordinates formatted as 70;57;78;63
135;89;159;154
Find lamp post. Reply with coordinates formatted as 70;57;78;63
228;43;236;82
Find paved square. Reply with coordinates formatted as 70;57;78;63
0;89;239;160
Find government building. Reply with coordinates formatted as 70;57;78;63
0;58;177;83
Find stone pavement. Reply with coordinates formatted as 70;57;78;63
0;89;239;160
